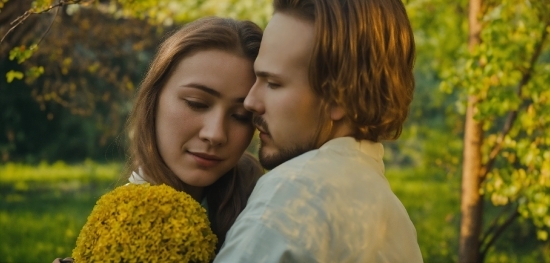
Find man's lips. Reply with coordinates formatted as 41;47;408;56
255;126;269;136
256;128;271;142
252;116;269;136
254;122;270;135
256;126;268;135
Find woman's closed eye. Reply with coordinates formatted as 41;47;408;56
184;99;209;110
232;111;252;123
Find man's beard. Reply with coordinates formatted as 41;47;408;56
258;139;315;170
252;115;316;170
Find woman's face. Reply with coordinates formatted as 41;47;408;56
156;49;256;189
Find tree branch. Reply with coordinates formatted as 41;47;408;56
34;0;62;47
480;21;550;180
0;0;89;45
0;0;20;26
480;209;520;261
480;203;513;244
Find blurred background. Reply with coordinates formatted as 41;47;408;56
0;0;549;262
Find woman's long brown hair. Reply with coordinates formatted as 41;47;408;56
124;17;264;249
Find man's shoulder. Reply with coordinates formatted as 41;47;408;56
253;150;319;194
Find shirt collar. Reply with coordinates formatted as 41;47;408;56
320;136;384;162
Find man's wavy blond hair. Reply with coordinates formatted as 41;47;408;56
274;0;415;143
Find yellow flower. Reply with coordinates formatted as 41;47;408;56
72;183;217;263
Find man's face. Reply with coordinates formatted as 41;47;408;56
244;13;322;170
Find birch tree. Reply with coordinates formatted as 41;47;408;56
440;0;550;261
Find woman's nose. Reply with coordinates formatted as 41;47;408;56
198;113;228;146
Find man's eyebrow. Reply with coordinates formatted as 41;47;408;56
255;70;281;79
182;83;220;97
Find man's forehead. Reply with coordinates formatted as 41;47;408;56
254;13;315;74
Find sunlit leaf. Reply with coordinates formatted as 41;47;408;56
6;70;24;83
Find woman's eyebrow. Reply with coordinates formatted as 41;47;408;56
182;83;246;103
182;83;221;97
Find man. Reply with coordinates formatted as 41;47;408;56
214;0;422;262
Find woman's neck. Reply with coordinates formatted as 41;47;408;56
185;185;204;202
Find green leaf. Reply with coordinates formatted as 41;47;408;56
6;70;24;83
25;66;45;82
8;45;36;64
537;230;548;241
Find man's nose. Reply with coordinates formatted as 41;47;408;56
244;79;265;115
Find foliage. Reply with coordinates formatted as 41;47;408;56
384;0;468;172
5;70;23;83
0;0;273;163
111;0;273;26
440;0;550;253
387;167;550;263
0;68;127;163
400;0;550;259
1;0;162;162
8;44;36;65
2;0;273;68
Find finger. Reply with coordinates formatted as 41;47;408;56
60;258;75;263
52;258;61;263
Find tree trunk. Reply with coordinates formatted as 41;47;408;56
459;0;484;262
459;97;484;263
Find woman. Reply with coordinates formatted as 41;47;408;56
54;16;264;262
126;16;264;248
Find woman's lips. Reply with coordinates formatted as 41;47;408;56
188;152;222;168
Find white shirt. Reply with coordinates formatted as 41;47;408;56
129;168;148;184
214;137;423;263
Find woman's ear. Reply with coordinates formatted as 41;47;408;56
330;104;346;121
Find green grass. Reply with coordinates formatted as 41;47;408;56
1;162;548;262
0;160;122;184
0;161;123;263
387;167;461;262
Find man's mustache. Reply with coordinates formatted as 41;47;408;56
252;115;269;134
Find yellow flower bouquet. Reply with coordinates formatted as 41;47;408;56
71;183;217;262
